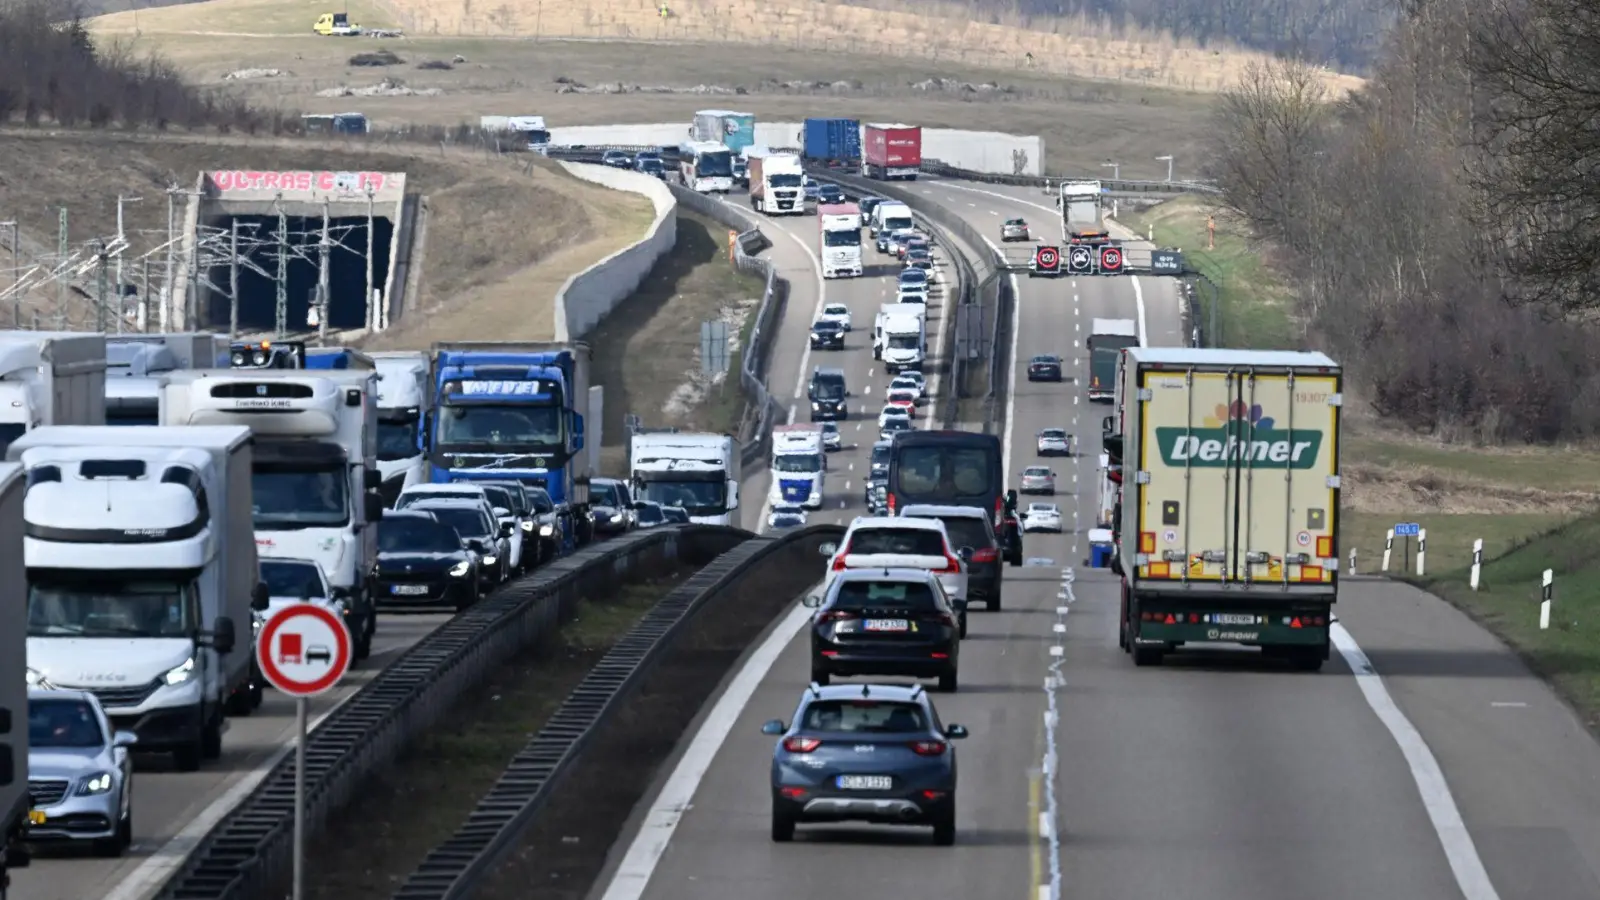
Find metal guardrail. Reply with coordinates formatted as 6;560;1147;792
388;523;846;900
149;525;753;900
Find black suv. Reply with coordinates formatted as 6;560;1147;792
1028;354;1063;382
809;367;848;421
898;504;1006;611
810;319;845;350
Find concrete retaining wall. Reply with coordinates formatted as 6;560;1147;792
553;162;678;341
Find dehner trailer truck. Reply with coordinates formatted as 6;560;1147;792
0;463;28;882
1107;348;1342;670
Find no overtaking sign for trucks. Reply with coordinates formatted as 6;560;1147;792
256;603;352;697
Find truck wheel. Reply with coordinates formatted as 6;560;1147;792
1118;583;1130;650
1132;645;1164;667
354;623;372;662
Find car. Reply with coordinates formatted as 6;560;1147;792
1022;502;1062;533
395;483;500;530
661;505;691;524
1028;354;1063;382
865;480;889;514
634;157;667;180
880;417;914;441
821;516;970;636
1019;465;1057;495
474;478;560;566
809;366;849;421
878;404;912;428
768;503;809;529
816;182;846;204
868;440;893;480
591;477;637;535
634;501;667;529
406;499;512;587
471;482;530;573
881;228;916;256
257;555;348;625
898;267;930;288
858;196;884;220
761;681;969;844
25;689;136;856
1036;427;1073;456
904;247;933;271
1001;217;1031;241
897;235;925;261
803;175;821;200
372;510;483;613
810;319;846;350
898;504;1006;611
821;421;842;451
896;284;930;305
803;567;962;690
818;303;853;331
891;371;926;398
601;149;633;168
886;386;919;409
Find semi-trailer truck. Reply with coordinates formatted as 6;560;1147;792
819;202;864;278
769;424;826;510
0;462;27;883
747;149;805;215
1059;179;1110;242
1108;347;1342;670
802;117;862;167
863;123;922;181
105;333;229;426
628;432;741;525
1087;318;1140;402
0;331;107;455
367;351;432;506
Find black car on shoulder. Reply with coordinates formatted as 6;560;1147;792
1028;354;1063;381
810;319;845;350
374;510;481;612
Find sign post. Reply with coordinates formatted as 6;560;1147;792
255;604;353;900
1416;528;1427;577
1393;522;1420;573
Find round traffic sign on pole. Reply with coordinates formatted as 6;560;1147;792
255;603;352;697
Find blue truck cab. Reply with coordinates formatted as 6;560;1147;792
428;341;595;547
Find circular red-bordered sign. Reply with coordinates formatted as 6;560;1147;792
1100;246;1123;270
255;603;352;697
1036;247;1058;268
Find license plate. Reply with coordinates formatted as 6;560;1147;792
390;584;430;596
1213;614;1257;625
836;775;893;790
863;619;909;632
28;810;45;825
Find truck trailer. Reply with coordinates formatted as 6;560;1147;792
105;333;230;426
0;462;27;882
0;331;107;455
1087;318;1140;402
747;149;805;215
863;123;922;181
367;351;432;506
1107;347;1342;670
802;117;862;167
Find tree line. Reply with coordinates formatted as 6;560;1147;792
1205;0;1600;444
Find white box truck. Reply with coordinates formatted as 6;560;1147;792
1108;348;1342;670
628;432;741;525
874;302;927;373
0;462;28;878
105;333;229;426
0;331;107;454
368;351;432;507
9;425;264;771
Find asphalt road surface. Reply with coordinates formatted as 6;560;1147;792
596;178;1600;900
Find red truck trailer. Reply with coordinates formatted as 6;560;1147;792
863;123;922;181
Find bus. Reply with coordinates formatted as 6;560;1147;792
678;140;735;194
886;430;1005;525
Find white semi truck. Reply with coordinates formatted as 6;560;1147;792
105;333;229;426
768;423;826;510
628;432;741;525
10;425;264;772
819;202;864;278
0;331;107;454
1108;347;1342;670
161;369;385;660
746;149;805;215
0;462;28;880
367;351;431;507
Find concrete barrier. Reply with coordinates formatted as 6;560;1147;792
553;162;678;341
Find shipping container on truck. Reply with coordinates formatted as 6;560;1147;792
862;123;922;181
1086;318;1139;402
1107;347;1342;671
802;117;862;166
0;462;26;880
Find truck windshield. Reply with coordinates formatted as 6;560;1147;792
436;403;563;451
824;230;861;247
695;151;734;177
888;335;921;350
770;173;803;187
811;380;844;401
252;464;350;529
773;453;822;473
636;478;727;515
27;575;198;637
377;415;420;461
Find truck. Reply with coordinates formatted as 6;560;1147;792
690;110;756;154
367;351;432;507
429;342;596;548
819;202;864;279
160;369;384;660
0;331;107;455
10;425;263;771
863;123;922;181
628;432;741;525
769;423;826;510
480;115;551;154
312;11;361;34
747;149;805;215
1087;318;1140;402
1107;347;1342;671
1059;179;1110;242
0;462;26;882
874;302;928;373
802;117;862;167
105;333;230;427
871;200;914;242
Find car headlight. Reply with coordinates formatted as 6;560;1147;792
540;523;554;536
482;556;498;566
164;656;196;686
521;519;535;532
78;772;115;796
449;560;471;578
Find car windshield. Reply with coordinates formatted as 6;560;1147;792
813;321;841;332
476;484;527;515
415;505;490;539
480;486;516;516
882;406;909;418
900;271;927;283
811;378;845;400
260;561;326;599
379;517;463;553
29;698;104;749
872;444;891;468
773;453;823;473
848;527;946;556
832;578;940;608
800;699;929;732
1030;504;1056;513
825;306;849;317
1033;356;1058;364
592;483;627;507
882;420;910;433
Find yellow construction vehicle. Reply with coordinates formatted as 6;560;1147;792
313;12;362;35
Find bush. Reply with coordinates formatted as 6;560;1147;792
349;49;402;67
415;59;452;70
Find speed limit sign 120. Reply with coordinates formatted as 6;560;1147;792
1100;246;1123;273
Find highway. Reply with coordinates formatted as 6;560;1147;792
597;178;1600;900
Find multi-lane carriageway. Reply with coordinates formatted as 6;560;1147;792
28;174;1600;900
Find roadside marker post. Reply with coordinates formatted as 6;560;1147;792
1416;528;1427;577
1540;569;1554;630
1382;528;1394;572
1348;548;1357;576
1470;539;1483;591
255;603;353;900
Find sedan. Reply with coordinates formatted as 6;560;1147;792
635;501;667;529
821;421;842;451
1001;217;1031;241
904;247;933;271
893;371;926;397
810;319;845;350
26;689;136;856
1036;428;1072;456
375;510;481;611
762;682;968;845
886;386;919;408
878;404;912;428
1019;465;1057;495
898;268;929;288
407;500;511;588
1028;354;1063;381
1022;502;1063;532
601;149;632;168
634;157;667;180
816;183;846;204
879;417;914;441
803;176;820;200
819;303;853;331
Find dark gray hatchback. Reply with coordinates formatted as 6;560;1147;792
898;504;1005;611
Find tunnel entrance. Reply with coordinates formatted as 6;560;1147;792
201;213;395;332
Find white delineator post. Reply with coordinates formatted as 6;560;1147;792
1382;528;1394;572
1469;539;1483;591
1416;528;1427;577
1540;569;1553;630
1348;548;1357;576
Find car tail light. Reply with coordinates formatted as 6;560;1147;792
971;548;998;564
928;611;956;628
783;736;822;753
831;543;852;571
938;551;963;573
910;740;947;756
886;493;897;514
817;610;855;623
993;495;1004;523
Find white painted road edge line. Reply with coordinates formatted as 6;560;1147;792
599;601;815;900
1330;624;1502;900
980;235;1022;485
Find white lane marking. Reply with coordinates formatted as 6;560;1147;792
981;235;1022;484
941;182;1057;217
1331;624;1502;900
599;600;815;900
1131;275;1148;347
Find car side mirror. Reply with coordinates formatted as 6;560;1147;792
761;719;787;735
1004;490;1018;512
250;582;270;611
801;594;822;609
1110;556;1124;576
500;522;514;537
945;724;969;740
364;493;386;522
727;479;740;510
818;541;837;557
112;730;139;748
211;616;237;654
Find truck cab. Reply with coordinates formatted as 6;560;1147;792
0;331;108;455
874;303;927;373
819;202;863;278
1087;318;1140;402
628;432;741;525
0;462;27;878
367;351;432;507
746;149;805;215
769;424;826;510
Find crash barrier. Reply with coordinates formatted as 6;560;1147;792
919;159;1222;197
389;523;846;900
553;162;679;342
149;525;754;900
666;185;788;469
